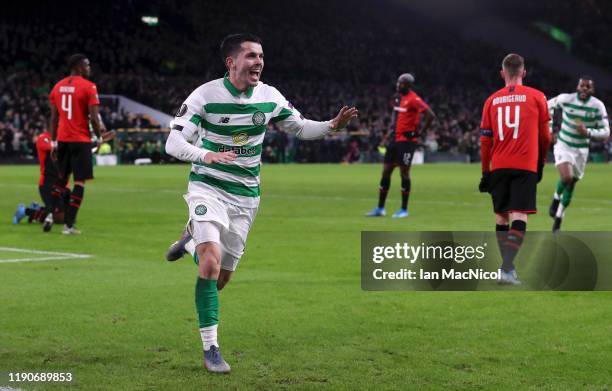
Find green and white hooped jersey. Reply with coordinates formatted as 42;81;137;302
171;76;306;208
548;93;610;150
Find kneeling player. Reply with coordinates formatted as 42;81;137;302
479;54;551;285
12;131;70;225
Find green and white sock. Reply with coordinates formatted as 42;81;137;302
556;203;565;218
195;278;219;350
561;185;574;208
200;325;218;351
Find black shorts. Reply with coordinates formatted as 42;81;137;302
57;142;94;182
489;169;538;214
383;141;418;167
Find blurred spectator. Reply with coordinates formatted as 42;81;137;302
1;0;609;163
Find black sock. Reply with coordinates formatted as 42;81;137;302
65;185;85;228
378;177;391;208
36;208;46;223
49;184;64;213
500;221;526;272
495;224;510;270
401;178;411;210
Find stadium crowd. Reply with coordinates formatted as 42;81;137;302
1;0;610;164
500;0;612;68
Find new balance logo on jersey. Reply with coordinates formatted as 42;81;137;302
218;117;230;123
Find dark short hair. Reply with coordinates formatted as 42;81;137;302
67;53;87;70
502;53;524;77
579;75;594;83
220;33;262;63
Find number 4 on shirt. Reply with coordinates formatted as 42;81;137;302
61;94;73;120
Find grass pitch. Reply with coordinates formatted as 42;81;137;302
1;163;611;390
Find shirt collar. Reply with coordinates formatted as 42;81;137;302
223;72;254;98
576;93;591;104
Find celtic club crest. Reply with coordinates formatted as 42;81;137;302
195;204;207;216
252;111;266;125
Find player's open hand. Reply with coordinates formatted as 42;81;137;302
204;151;237;164
330;106;359;130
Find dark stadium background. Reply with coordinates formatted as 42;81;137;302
2;1;612;389
1;0;610;164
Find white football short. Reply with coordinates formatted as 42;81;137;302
553;141;589;179
184;192;258;271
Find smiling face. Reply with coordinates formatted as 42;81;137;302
576;78;594;100
227;41;264;91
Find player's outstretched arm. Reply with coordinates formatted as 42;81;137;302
292;106;359;140
330;106;359;130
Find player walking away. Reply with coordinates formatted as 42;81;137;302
164;33;358;373
479;54;551;285
46;54;107;234
547;77;610;232
13;131;70;225
366;73;435;218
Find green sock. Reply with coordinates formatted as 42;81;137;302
195;278;219;328
555;179;566;197
561;185;574;208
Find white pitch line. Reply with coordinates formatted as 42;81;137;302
0;247;92;264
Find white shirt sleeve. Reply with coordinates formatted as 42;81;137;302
547;94;565;133
547;93;564;111
165;88;209;162
165;130;209;163
269;87;332;140
588;101;610;140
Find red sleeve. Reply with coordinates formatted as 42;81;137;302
88;83;100;106
479;97;493;173
413;96;429;113
537;93;552;163
36;135;52;152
